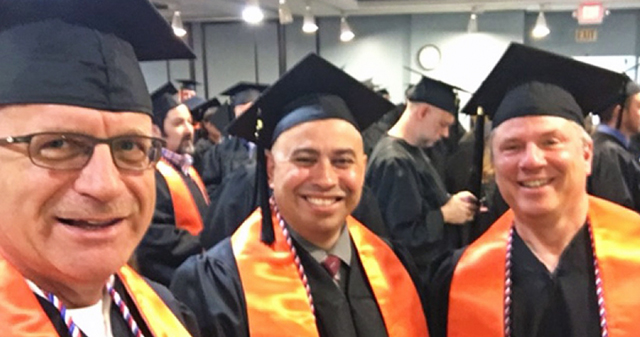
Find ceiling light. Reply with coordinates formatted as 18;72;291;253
302;5;318;33
279;0;293;25
242;0;264;24
171;11;187;37
340;16;354;42
467;12;478;33
532;10;550;39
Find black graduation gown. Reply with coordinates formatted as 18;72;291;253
170;236;421;337
37;277;201;337
198;136;255;200
361;105;404;157
199;162;388;250
426;225;600;337
588;131;640;212
365;136;456;274
135;167;208;287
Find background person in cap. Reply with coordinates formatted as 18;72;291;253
134;82;209;287
587;78;640;212
195;83;268;199
171;54;428;337
427;43;640;337
178;79;201;102
0;0;201;336
221;81;269;117
192;98;226;171
365;76;478;277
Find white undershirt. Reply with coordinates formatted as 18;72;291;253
27;279;114;337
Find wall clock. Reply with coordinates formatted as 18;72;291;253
417;44;441;70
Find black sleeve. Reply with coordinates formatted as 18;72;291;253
591;143;640;212
425;249;464;337
170;239;249;337
146;279;202;337
200;164;258;250
366;157;446;270
135;171;203;287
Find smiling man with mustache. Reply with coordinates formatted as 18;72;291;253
171;54;429;337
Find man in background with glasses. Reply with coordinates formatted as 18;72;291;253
134;82;209;287
0;0;200;336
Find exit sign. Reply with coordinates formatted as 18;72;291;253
576;2;605;25
576;28;598;42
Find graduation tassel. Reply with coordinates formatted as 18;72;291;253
255;118;275;244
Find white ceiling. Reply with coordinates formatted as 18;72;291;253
155;0;640;22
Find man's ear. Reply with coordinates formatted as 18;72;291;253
266;150;275;189
611;105;622;123
583;136;594;176
152;125;162;138
418;104;430;119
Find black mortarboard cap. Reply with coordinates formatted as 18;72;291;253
0;0;195;116
221;82;269;106
184;96;206;110
406;76;462;115
190;97;221;123
151;83;180;128
178;79;201;91
227;53;394;244
463;43;627;129
376;88;390;97
228;54;394;149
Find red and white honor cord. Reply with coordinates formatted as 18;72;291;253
106;279;145;337
44;277;145;337
271;196;316;315
503;223;608;337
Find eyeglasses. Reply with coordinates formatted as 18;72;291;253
0;132;166;171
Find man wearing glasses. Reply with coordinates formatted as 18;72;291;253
135;82;210;287
0;0;200;336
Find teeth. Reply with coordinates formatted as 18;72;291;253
306;197;336;206
522;179;549;188
60;218;119;228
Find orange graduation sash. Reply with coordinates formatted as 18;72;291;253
231;209;429;337
0;258;192;337
156;158;209;235
448;196;640;337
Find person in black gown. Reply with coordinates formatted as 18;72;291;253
171;54;429;337
0;0;200;335
197;83;268;199
365;76;478;276
427;43;640;337
588;78;640;212
134;83;209;287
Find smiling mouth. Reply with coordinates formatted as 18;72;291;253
304;196;343;206
519;178;552;188
57;218;122;230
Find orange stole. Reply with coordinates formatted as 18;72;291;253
0;258;192;337
156;159;209;235
118;266;194;337
448;196;640;337
231;209;429;337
